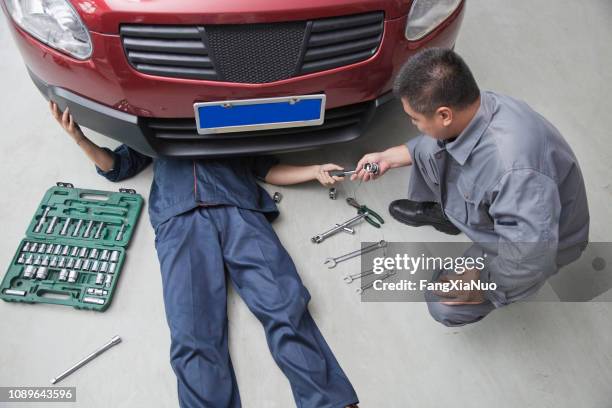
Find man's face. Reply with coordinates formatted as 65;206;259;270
401;97;453;140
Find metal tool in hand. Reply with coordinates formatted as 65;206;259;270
311;198;385;244
324;240;386;268
356;269;396;294
50;335;121;384
329;162;380;178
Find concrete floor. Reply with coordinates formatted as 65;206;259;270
1;1;611;407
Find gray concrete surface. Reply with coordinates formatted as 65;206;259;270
1;1;611;407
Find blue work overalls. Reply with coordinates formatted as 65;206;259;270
96;145;358;408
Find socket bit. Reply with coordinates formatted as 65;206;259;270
100;250;109;261
62;246;70;256
53;245;62;255
60;218;72;235
78;247;88;258
41;256;49;266
74;258;83;269
22;242;31;252
115;223;126;241
72;219;84;237
110;250;119;263
46;216;58;234
46;244;54;254
70;247;79;257
17;253;25;264
83;220;94;238
31;243;38;253
94;222;105;239
108;262;117;274
95;273;104;285
34;206;52;233
91;260;100;272
89;249;99;259
68;270;78;283
82;259;91;271
38;244;47;254
36;266;48;280
23;265;36;278
58;269;69;281
67;258;75;269
50;257;58;267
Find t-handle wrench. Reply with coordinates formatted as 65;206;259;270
324;240;386;269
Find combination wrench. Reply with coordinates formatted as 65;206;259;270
324;240;386;269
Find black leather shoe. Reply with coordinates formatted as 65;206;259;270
388;200;461;235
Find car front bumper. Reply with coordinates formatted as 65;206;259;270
31;69;394;158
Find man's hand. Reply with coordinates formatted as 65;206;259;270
50;101;85;144
433;268;486;305
351;144;412;182
314;163;344;187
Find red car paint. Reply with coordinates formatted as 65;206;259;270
2;0;465;158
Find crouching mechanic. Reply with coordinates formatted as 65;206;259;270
50;101;358;408
352;48;589;327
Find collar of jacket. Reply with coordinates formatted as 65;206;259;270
444;91;494;165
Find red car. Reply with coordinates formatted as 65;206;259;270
2;0;465;158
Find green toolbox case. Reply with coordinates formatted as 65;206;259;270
0;182;143;311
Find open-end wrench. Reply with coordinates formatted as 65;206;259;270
324;240;386;269
344;268;376;283
356;270;396;294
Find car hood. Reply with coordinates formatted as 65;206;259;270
71;0;412;34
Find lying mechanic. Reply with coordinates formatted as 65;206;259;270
50;102;358;408
352;48;589;327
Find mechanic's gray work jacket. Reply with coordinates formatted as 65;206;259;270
406;91;589;307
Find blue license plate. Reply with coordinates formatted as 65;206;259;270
194;94;326;135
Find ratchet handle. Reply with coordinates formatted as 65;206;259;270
329;170;347;177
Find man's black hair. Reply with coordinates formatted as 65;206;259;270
393;48;480;115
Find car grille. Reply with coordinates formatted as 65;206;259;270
120;11;384;83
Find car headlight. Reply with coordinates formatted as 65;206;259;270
405;0;462;41
3;0;92;59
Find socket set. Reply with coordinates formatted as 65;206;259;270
0;182;143;311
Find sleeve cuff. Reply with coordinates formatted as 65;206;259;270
406;136;423;163
479;262;508;308
95;147;121;181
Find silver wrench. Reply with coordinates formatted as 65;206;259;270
344;268;376;283
324;240;386;269
312;213;365;243
356;270;396;294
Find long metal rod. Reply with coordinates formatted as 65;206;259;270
50;335;121;384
